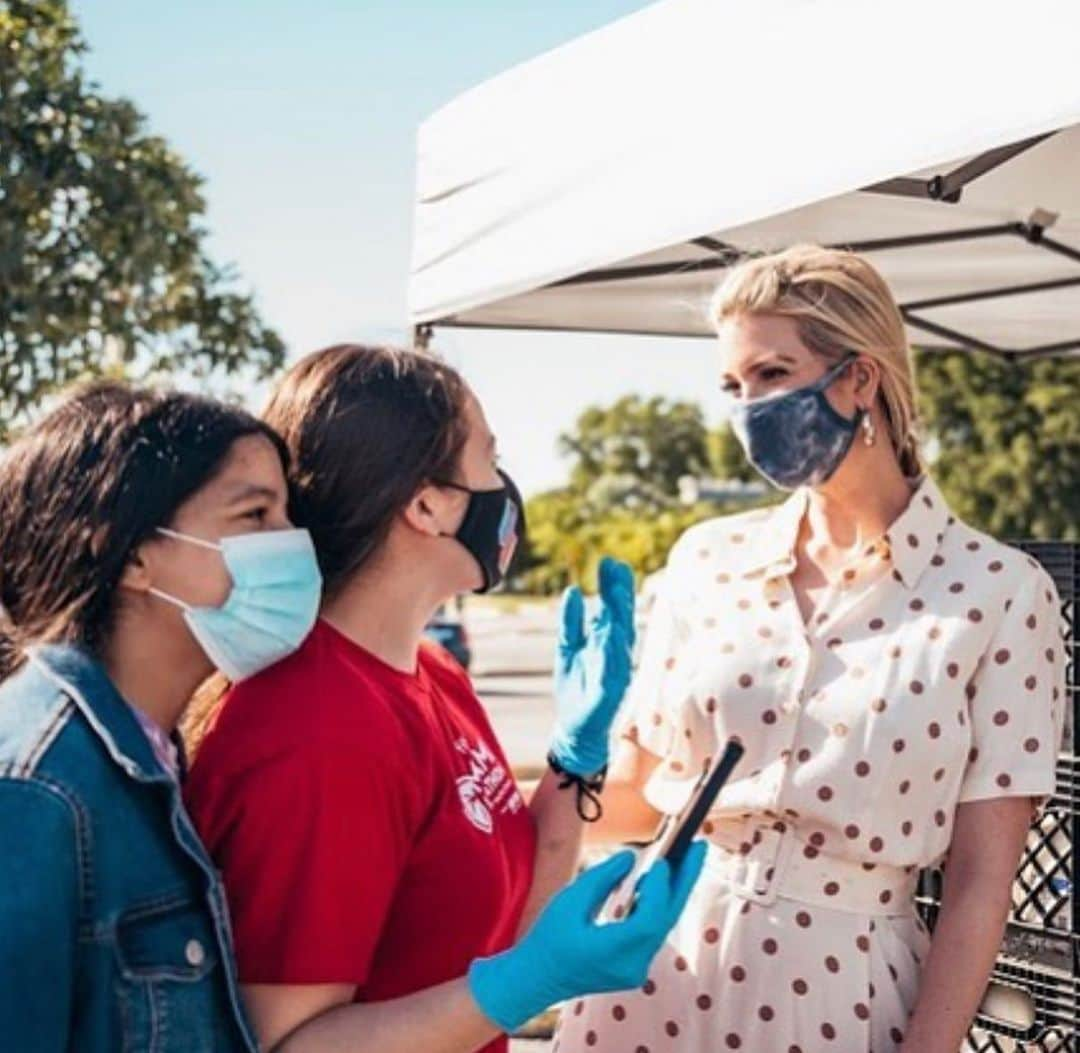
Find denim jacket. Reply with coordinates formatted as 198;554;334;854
0;644;258;1053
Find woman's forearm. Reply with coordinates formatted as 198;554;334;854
584;776;664;846
518;767;586;934
899;873;1012;1053
517;733;666;938
519;764;666;936
276;978;498;1053
581;739;665;847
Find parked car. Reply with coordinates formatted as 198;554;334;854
424;604;472;671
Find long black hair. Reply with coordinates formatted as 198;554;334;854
0;381;287;678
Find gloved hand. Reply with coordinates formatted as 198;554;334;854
468;841;706;1034
549;556;636;777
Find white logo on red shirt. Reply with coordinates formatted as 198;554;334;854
453;736;523;834
456;775;494;834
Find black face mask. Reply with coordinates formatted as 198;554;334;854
436;469;526;594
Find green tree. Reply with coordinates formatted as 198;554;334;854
707;421;757;483
558;395;710;506
520;486;714;595
915;349;1080;541
517;396;771;594
517;488;588;595
521;399;741;594
0;0;284;436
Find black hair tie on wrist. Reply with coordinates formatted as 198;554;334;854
546;751;607;822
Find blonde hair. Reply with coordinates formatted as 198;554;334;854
710;244;924;480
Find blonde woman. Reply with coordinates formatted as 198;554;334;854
556;245;1066;1053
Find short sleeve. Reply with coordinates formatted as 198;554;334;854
187;733;417;986
617;531;699;760
619;566;691;761
958;564;1067;809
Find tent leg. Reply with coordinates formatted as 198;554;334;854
413;324;433;350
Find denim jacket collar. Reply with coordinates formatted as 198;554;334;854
27;643;174;785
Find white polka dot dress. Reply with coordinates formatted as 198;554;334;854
556;476;1066;1053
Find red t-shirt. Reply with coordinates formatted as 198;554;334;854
184;619;537;1052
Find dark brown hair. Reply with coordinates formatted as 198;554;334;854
262;344;471;596
183;344;471;755
0;381;286;679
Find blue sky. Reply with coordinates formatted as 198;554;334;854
72;0;726;495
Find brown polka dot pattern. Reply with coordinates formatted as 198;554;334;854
565;477;1065;1053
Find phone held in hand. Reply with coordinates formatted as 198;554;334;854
605;738;745;919
660;738;745;867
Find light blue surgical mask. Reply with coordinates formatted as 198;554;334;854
149;527;323;681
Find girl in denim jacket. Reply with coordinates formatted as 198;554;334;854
0;379;701;1053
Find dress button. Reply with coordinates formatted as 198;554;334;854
185;939;206;967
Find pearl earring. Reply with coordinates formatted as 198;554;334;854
862;413;876;447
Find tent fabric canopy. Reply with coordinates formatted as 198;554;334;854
408;0;1080;359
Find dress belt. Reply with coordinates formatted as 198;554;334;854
702;818;919;916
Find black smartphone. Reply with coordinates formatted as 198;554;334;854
605;737;744;919
657;737;745;867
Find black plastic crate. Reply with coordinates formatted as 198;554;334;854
962;956;1079;1051
918;759;1080;971
1009;758;1080;957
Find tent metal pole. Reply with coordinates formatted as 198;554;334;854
551;255;732;287
426;317;1080;360
551;225;1020;288
863;132;1056;203
899;312;1012;359
527;206;1080;362
933;132;1055;198
1025;230;1080;265
1017;339;1080;360
839;223;1019;254
692;235;741;258
903;275;1080;312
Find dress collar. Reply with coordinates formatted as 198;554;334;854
881;475;952;589
726;476;950;590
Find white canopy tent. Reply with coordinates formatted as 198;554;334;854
408;0;1080;359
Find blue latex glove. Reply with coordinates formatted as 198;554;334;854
468;841;707;1034
549;556;636;777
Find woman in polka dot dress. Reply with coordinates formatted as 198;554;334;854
556;245;1067;1053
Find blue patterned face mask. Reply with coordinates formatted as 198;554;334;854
149;527;323;681
729;355;864;491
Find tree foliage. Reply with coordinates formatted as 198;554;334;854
707;421;757;483
518;487;715;595
520;397;761;593
558;395;710;501
0;0;284;435
915;349;1080;541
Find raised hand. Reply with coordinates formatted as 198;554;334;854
549;556;636;777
